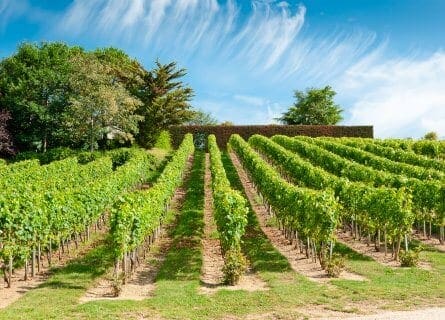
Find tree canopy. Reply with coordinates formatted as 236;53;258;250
423;131;438;140
278;86;343;125
135;61;194;148
186;109;218;126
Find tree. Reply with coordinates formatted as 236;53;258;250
220;121;234;126
186;109;218;125
135;61;194;147
423;131;438;140
278;86;343;125
66;53;143;151
0;42;81;151
0;110;15;156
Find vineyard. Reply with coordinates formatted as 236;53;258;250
0;134;444;319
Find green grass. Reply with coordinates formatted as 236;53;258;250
1;151;444;320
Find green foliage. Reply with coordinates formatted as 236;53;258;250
272;135;443;229
249;135;413;241
208;135;248;284
325;253;345;277
399;249;420;267
135;61;194;148
107;148;133;169
374;138;445;159
76;151;99;164
186;109;218;125
0;42;193;153
301;136;443;181
0;148;156;264
230;134;340;246
154;130;172;150
222;248;247;285
110;134;194;260
66;52;143;151
278;86;343;125
333;137;445;172
0;42;80;151
423;131;438;140
12;147;75;164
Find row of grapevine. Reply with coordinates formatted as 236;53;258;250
272;135;445;244
295;136;444;182
110;134;194;281
0;149;156;287
249;135;413;258
0;159;40;179
326;137;445;172
208;135;248;284
372;139;445;160
229;134;340;266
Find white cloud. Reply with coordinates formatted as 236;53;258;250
56;0;377;82
340;51;445;138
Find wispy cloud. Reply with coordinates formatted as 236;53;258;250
340;50;445;138
0;0;28;28
56;0;377;82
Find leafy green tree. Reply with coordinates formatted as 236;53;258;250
423;131;438;140
278;86;343;125
65;53;143;151
0;42;81;151
135;61;194;147
186;109;218;125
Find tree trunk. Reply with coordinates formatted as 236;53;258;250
8;255;13;288
24;259;28;281
404;234;409;252
31;248;36;277
394;236;402;261
428;221;432;239
48;239;52;267
384;230;387;256
440;226;444;244
375;229;381;252
38;243;41;273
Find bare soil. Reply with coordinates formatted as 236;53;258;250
200;154;268;294
0;227;106;309
80;156;193;302
229;152;366;283
319;307;445;320
411;232;445;252
336;232;433;270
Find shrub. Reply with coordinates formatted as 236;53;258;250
223;249;247;285
108;148;132;169
325;253;345;277
400;248;421;267
169;125;374;149
77;151;99;164
40;147;75;164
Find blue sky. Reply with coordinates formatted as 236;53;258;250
1;0;444;138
